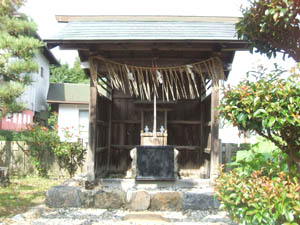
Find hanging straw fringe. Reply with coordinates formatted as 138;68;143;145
89;56;225;100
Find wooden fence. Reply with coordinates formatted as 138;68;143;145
0;141;87;177
0;140;248;177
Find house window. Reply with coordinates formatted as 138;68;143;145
40;67;44;77
79;110;89;143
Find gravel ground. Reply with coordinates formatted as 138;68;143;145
1;206;237;225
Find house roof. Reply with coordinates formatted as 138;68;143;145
35;33;60;65
41;47;60;65
46;15;240;42
47;83;89;104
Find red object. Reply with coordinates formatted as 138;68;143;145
0;110;34;131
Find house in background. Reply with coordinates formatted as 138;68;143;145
0;43;59;131
47;83;89;144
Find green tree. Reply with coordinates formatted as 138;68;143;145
236;0;300;62
50;57;88;83
219;64;300;176
0;0;43;117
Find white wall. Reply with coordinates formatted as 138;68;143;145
58;104;89;144
21;51;50;112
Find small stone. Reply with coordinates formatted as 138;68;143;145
79;189;94;208
128;190;150;211
183;191;220;210
85;180;95;190
46;186;82;208
94;190;125;209
150;192;183;211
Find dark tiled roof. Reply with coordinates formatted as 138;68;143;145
47;16;239;41
47;83;89;104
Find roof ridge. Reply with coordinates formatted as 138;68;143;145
56;15;240;23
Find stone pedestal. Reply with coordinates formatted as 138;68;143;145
140;132;167;146
130;146;179;180
0;167;9;187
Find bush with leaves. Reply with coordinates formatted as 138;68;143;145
215;138;300;225
219;64;300;176
53;127;86;178
24;113;59;177
236;0;300;61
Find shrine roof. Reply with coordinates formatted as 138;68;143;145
46;15;241;42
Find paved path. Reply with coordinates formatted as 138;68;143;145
1;205;237;225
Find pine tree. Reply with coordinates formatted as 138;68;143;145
0;0;43;118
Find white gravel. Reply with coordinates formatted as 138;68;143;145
2;206;237;225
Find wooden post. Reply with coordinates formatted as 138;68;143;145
153;93;157;137
141;110;144;132
87;79;97;182
199;102;204;167
106;98;112;172
210;78;219;181
164;110;167;132
219;140;223;164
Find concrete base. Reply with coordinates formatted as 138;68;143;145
46;176;219;211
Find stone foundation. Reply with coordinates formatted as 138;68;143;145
46;176;219;211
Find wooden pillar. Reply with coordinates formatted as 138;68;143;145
141;110;144;132
106;98;112;172
164;110;167;131
199;102;204;168
87;79;97;182
210;78;219;181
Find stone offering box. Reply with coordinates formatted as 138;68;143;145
130;146;179;180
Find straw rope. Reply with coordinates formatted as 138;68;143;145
89;56;225;100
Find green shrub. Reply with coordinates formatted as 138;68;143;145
0;130;27;141
54;141;86;178
24;124;59;177
228;137;288;176
219;64;300;176
215;138;300;225
215;168;300;225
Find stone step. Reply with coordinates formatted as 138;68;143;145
96;178;211;191
46;185;219;211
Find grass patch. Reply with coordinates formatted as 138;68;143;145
0;176;62;219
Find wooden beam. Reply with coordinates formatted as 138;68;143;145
96;146;108;153
109;145;203;151
168;120;201;125
112;120;140;124
97;120;108;126
87;79;97;181
111;144;135;150
175;146;201;150
50;40;246;52
210;77;220;181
